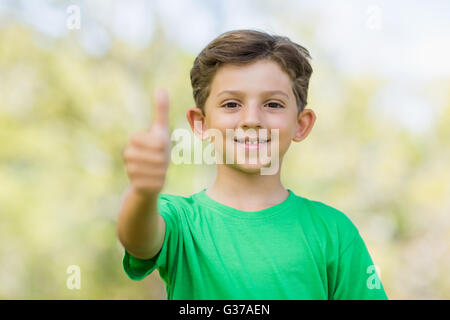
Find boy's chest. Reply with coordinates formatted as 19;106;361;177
179;217;328;298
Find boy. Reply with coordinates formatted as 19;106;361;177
117;29;388;300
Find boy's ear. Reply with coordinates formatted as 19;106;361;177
292;108;316;142
186;107;209;140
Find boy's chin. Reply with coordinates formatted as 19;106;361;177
227;161;274;175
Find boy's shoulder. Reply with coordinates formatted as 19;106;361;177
157;191;195;209
296;194;360;236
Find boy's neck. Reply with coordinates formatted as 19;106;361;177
206;163;288;211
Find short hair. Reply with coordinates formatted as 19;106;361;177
190;29;313;115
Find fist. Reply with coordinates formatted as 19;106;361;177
123;88;171;197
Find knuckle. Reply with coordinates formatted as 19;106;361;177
126;163;137;175
126;152;140;163
149;137;166;150
130;132;146;145
156;141;166;150
153;154;166;164
122;148;133;160
129;133;139;144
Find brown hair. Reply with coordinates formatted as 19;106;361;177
190;29;313;115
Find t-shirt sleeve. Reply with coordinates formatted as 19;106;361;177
330;232;388;300
122;194;181;281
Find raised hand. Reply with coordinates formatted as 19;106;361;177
123;88;171;197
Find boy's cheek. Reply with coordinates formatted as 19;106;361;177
272;139;289;158
269;129;290;152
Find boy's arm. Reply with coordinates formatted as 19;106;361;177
117;88;171;260
117;187;166;260
330;232;388;300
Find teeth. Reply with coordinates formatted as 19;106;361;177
235;139;268;144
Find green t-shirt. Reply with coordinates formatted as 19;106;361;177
122;189;388;300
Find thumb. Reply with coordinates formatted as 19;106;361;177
150;88;170;138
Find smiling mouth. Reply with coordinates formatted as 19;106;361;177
233;137;271;145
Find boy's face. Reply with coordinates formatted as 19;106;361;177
187;59;316;174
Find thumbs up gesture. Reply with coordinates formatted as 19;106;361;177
123;88;171;197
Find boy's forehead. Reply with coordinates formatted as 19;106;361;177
210;60;292;97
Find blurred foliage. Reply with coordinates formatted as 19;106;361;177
0;19;449;299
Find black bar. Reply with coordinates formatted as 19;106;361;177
1;300;448;318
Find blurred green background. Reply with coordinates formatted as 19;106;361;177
1;0;449;299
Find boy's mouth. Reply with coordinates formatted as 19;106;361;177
233;137;270;144
233;136;271;149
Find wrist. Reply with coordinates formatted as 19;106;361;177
129;186;159;204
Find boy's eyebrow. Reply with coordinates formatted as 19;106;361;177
217;90;289;99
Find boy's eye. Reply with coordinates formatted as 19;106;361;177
222;102;239;109
266;102;284;108
221;102;284;109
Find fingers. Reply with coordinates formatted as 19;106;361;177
125;162;167;179
123;142;169;196
129;132;170;151
123;147;167;164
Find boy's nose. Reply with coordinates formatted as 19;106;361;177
239;103;263;129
